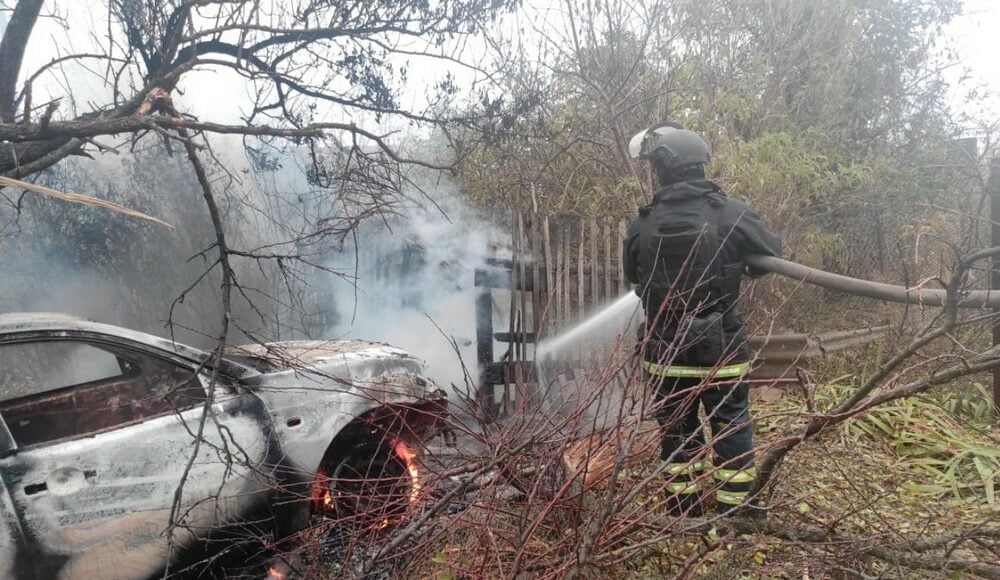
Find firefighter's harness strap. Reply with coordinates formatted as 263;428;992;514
642;359;751;379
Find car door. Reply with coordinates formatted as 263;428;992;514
0;338;273;580
0;413;30;579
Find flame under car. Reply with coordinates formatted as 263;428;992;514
0;313;447;580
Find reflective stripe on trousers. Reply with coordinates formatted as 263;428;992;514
715;467;756;506
716;489;749;506
665;460;707;495
643;359;751;379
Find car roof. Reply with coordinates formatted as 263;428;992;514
0;312;88;328
0;312;177;344
0;312;257;379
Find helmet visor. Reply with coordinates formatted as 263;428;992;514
628;125;678;159
628;129;646;159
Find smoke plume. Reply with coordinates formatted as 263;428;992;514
325;179;504;395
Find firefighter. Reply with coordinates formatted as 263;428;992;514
622;122;781;517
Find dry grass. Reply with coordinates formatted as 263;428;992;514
393;382;999;580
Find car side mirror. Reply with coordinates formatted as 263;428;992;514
0;416;16;458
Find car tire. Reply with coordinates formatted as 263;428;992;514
311;435;420;529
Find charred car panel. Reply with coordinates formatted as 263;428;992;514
0;314;446;579
232;340;443;475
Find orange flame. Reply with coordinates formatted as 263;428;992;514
394;439;421;504
266;566;287;580
311;441;422;522
311;469;330;512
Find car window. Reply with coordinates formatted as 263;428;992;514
0;341;128;401
0;340;206;447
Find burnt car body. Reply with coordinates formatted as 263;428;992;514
0;313;446;579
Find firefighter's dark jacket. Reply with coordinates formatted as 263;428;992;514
623;179;782;364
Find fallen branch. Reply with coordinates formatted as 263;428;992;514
0;174;174;228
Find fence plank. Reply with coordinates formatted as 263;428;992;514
517;212;529;362
604;222;612;301
509;210;520;363
555;227;563;327
531;214;543;342
543;215;554;333
589;217;598;307
576;221;584;319
618;219;627;292
564;229;572;326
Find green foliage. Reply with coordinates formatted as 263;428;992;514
457;0;975;285
940;383;998;422
817;382;1000;505
712;130;875;262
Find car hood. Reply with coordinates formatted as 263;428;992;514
230;339;442;400
228;340;413;370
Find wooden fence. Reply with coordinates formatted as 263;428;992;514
475;212;634;419
512;212;630;335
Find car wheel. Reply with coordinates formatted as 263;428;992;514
311;436;421;529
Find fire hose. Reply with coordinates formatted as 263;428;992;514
745;254;1000;308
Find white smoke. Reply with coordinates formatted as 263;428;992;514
325;180;504;395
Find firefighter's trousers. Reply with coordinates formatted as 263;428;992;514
647;367;756;515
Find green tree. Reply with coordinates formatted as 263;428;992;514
459;0;971;280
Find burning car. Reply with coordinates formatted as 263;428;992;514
0;313;447;579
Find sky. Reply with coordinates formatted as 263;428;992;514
1;1;998;128
943;0;1000;114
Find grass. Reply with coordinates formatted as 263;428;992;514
818;381;1000;506
725;380;999;579
600;380;1000;578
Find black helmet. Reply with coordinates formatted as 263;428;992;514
628;122;711;173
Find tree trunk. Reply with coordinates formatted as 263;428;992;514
0;0;45;122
